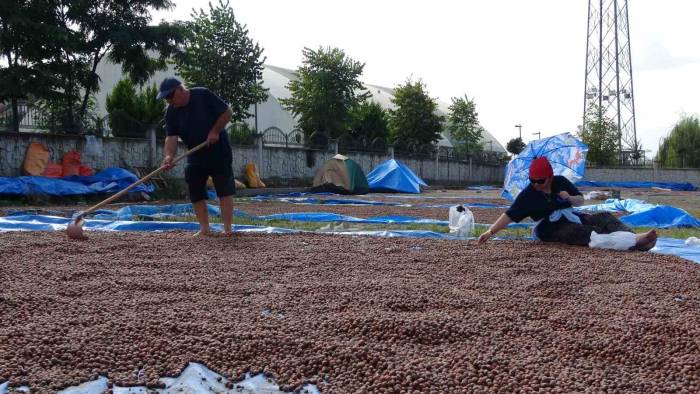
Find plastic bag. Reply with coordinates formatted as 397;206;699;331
588;231;636;250
685;236;700;247
83;135;103;157
448;205;474;238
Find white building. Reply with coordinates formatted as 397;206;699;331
94;61;505;153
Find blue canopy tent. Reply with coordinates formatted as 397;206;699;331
366;159;427;194
502;133;589;201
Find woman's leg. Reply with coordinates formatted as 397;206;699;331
581;212;632;233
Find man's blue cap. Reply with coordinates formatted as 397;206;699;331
156;77;182;100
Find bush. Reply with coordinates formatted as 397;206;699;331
228;122;256;145
107;79;165;138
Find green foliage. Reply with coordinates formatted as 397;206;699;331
1;0;183;133
106;79;165;138
506;137;526;156
658;115;700;168
579;104;620;165
174;0;267;122
347;101;389;143
280;46;370;140
228;122;256;146
447;95;482;154
388;78;444;153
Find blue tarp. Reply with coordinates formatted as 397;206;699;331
0;168;153;196
579;199;700;228
366;159;427;194
1;214;698;263
576;180;698;191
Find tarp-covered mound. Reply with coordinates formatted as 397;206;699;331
0;167;154;196
366;159;427;194
311;154;369;195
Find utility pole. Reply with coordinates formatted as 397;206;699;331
514;124;522;140
533;131;541;140
584;0;638;165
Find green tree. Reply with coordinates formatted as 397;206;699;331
0;0;65;131
1;0;183;133
388;78;444;153
447;94;482;154
174;0;267;122
347;100;388;144
280;46;370;140
578;104;619;165
106;79;164;138
506;137;526;156
658;115;700;168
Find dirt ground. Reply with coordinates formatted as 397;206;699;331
1;231;698;393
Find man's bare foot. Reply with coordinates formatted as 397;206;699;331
193;229;212;237
633;229;657;251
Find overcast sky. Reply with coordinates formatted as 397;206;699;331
152;0;700;155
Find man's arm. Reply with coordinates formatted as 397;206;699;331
206;107;233;146
162;136;179;170
477;213;513;245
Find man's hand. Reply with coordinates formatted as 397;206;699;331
162;155;174;170
207;130;220;146
477;229;493;245
558;191;571;201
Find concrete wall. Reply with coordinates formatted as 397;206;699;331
0;132;503;186
4;132;699;187
585;167;700;187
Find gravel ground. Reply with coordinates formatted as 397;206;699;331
1;231;698;393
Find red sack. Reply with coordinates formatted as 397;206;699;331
78;165;94;176
62;150;82;177
42;163;63;178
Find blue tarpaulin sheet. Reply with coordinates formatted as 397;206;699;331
1;214;698;263
366;159;427;194
576;180;698;191
0;168;154;196
250;195;508;208
579;199;700;228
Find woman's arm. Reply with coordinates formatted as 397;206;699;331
477;213;513;245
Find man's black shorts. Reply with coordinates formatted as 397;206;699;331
184;163;235;203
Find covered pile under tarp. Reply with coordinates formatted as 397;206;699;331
311;154;369;195
576;180;698;191
579;198;700;228
0;168;153;196
366;159;427;194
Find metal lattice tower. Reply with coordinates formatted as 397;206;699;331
583;0;638;164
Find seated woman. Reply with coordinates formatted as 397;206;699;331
478;157;657;251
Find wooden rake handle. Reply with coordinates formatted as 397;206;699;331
77;141;209;219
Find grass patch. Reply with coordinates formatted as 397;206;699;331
135;214;700;239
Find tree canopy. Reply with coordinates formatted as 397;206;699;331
578;104;619;165
388;78;444;153
447;94;482;154
280;46;370;140
506;137;526;156
173;0;267;123
658;115;700;168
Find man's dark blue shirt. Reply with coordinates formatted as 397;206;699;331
165;87;231;166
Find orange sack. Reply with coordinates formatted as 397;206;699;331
22;142;50;176
62;150;82;177
42;163;63;178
